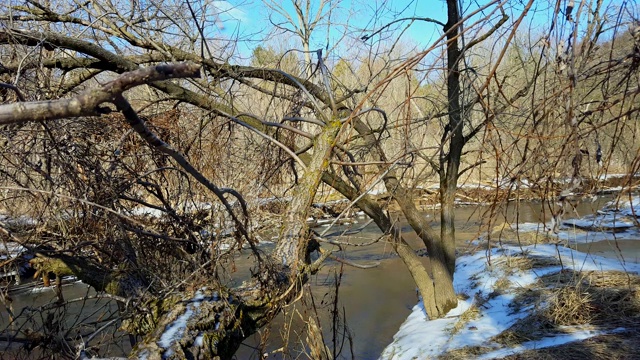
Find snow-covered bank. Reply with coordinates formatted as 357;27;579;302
380;244;640;359
382;195;640;359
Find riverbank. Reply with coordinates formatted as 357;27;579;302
382;244;640;359
382;196;640;359
2;176;639;358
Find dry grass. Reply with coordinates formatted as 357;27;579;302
451;304;481;334
583;270;640;287
502;329;640;360
438;345;495;359
493;313;557;346
500;254;562;273
493;269;640;349
494;277;512;292
455;250;640;359
488;224;557;246
545;284;596;325
542;270;640;326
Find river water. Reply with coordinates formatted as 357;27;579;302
237;196;631;359
3;196;636;359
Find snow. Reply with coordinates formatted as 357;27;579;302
129;206;166;218
602;196;640;217
561;198;638;231
0;214;38;226
556;226;640;243
510;222;548;233
29;278;83;293
158;291;207;352
0;241;26;260
477;327;617;359
506;196;640;244
156;289;228;353
195;333;204;347
597;173;628;181
128;201;216;218
137;350;149;360
563;216;635;230
380;244;640;360
458;183;495;190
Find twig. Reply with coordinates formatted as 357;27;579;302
320;248;379;269
0;82;25;101
361;17;446;42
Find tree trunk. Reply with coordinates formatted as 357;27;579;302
440;0;464;277
129;120;342;359
385;175;457;316
320;171;440;317
273;121;341;270
348;118;458;317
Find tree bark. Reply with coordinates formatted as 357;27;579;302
320;170;440;317
440;0;464;278
348;118;457;317
128;121;340;359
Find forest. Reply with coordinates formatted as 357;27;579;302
1;0;639;359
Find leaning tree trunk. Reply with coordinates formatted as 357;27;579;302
0;62;344;359
129;121;342;359
344;118;458;318
320;170;440;318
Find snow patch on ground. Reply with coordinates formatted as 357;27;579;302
128;201;217;218
366;183;388;195
0;214;38;226
510;222;548;233
597;173;628;181
380;244;640;360
0;242;26;260
477;327;621;359
459;183;495;190
194;332;204;347
563;215;635;230
28;278;82;293
602;196;640;217
129;206;167;218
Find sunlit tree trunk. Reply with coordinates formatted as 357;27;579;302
440;0;464;278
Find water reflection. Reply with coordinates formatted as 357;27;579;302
0;282;129;358
239;196;622;358
2;195;634;359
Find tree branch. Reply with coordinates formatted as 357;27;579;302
361;17;446;41
0;62;201;125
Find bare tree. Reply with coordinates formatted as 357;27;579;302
264;0;347;78
1;0;639;358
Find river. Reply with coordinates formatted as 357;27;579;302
2;196;637;359
238;196;631;359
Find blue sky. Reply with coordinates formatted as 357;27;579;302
212;0;451;59
211;0;631;62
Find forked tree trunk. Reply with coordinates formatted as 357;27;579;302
320;171;440;317
385;175;457;316
346;118;458;318
318;120;457;318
